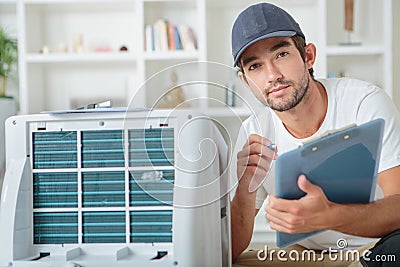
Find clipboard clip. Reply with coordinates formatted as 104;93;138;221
302;123;357;145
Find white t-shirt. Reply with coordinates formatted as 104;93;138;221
229;77;400;250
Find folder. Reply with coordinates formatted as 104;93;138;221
274;119;384;248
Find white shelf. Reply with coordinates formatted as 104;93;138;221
0;2;16;14
26;52;137;63
144;0;188;2
207;0;316;9
23;0;132;4
203;107;253;117
0;0;15;3
144;50;200;61
326;45;385;56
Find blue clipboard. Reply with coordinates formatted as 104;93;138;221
274;119;384;248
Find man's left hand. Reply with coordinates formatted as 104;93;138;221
265;175;335;234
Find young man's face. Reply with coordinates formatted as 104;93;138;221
239;37;311;112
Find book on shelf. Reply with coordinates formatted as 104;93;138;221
187;26;197;50
178;25;195;51
145;24;154;52
173;25;182;50
156;19;169;51
168;23;175;50
145;19;196;52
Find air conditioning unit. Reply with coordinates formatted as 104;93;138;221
0;109;231;267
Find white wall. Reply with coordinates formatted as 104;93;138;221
394;0;400;110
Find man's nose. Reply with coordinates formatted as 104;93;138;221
264;63;283;84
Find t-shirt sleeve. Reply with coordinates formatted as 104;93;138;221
356;87;400;172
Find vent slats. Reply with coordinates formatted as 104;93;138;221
83;212;126;243
33;173;78;208
34;212;78;244
130;210;173;243
130;170;174;206
81;130;124;168
32;127;174;245
129;129;174;166
33;132;78;169
82;171;125;207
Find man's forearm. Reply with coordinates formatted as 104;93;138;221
230;190;257;262
330;194;400;237
230;134;275;261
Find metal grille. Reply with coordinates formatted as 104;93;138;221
129;128;174;167
33;172;78;208
32;127;174;245
32;132;77;169
81;130;124;168
82;211;126;243
82;171;125;207
130;170;174;206
33;212;78;244
130;210;173;243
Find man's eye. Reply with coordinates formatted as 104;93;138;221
277;52;288;58
249;63;261;71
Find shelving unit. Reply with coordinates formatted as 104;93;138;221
323;0;392;96
0;0;18;99
1;0;393;114
0;0;18;183
26;52;137;63
17;0;137;113
11;0;207;114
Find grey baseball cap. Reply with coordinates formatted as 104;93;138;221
231;2;305;67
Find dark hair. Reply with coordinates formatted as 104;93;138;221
238;35;315;82
292;35;314;79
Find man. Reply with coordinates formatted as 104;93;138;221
229;2;400;266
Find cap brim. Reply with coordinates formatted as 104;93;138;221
234;31;297;67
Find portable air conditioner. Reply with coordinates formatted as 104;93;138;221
0;109;231;267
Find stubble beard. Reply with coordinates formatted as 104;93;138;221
265;70;310;112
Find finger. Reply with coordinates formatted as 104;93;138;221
258;144;276;159
237;155;271;171
268;220;298;234
272;146;278;160
237;160;271;180
243;134;273;149
266;203;294;224
269;221;287;232
238;142;276;159
267;195;299;213
266;204;307;230
266;211;299;234
297;174;321;195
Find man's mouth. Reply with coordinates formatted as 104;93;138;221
267;85;289;95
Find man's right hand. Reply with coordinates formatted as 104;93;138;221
231;134;277;262
236;134;277;193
